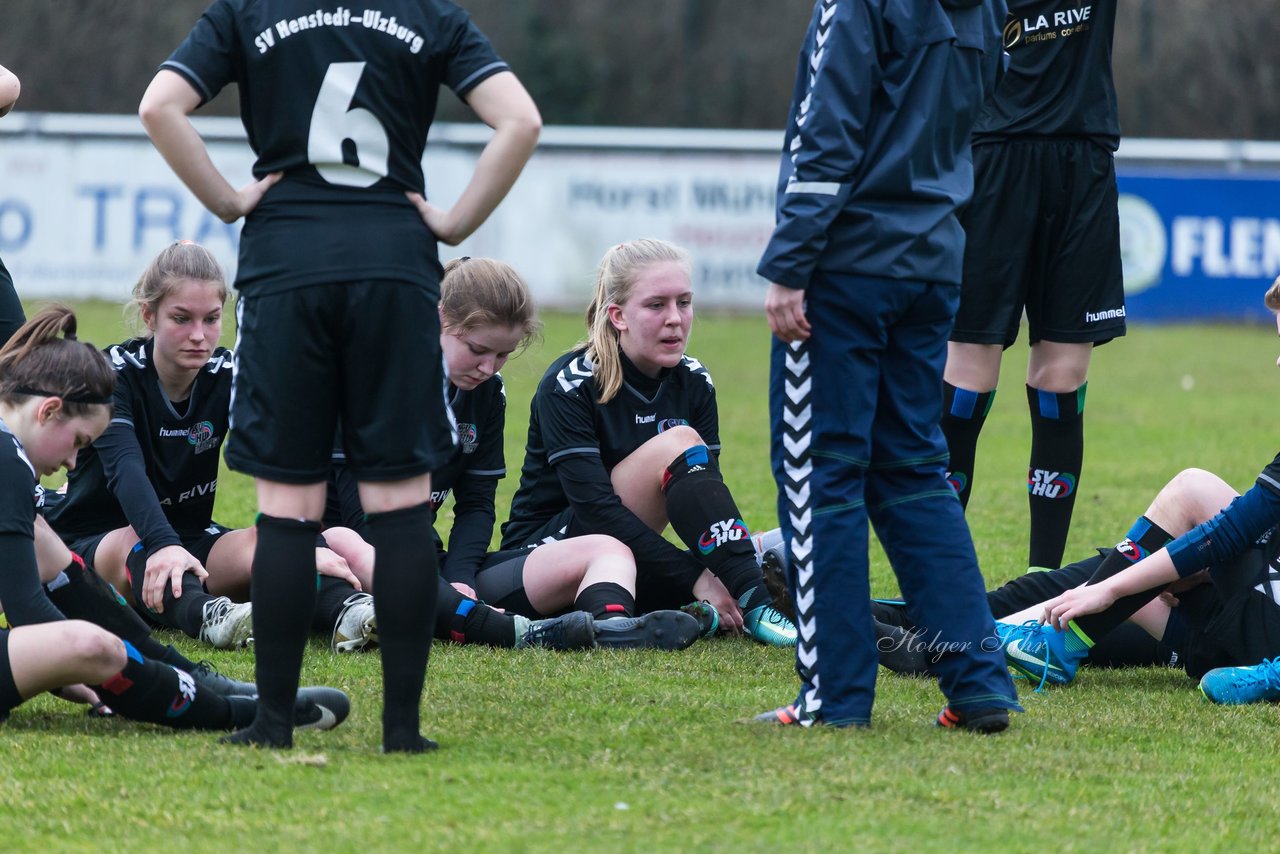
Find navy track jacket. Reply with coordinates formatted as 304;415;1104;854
757;0;1007;290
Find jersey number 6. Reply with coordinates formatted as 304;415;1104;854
307;61;390;188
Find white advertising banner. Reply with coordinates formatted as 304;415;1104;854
0;120;781;308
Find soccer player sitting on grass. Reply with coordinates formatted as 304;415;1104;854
494;239;796;647
0;306;347;731
891;276;1280;704
323;256;703;652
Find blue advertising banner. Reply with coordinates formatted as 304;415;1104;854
1118;169;1280;323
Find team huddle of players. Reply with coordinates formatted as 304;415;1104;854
4;0;1280;752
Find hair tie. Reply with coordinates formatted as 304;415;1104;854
177;239;196;246
11;385;111;405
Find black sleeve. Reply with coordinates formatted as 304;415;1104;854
439;476;498;588
0;532;67;625
95;421;182;558
441;5;511;97
554;455;703;589
159;0;238;105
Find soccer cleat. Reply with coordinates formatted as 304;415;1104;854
760;545;796;623
741;591;798;647
593;609;701;650
331;592;378;653
753;703;802;725
519;610;597;650
870;598;913;629
936;705;1009;734
680;600;720;638
998;619;1084;688
1198;658;1280;705
294;686;351;731
189;660;257;697
198;596;255;650
875;619;931;676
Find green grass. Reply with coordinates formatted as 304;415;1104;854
8;297;1280;851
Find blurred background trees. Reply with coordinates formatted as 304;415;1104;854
2;0;1276;138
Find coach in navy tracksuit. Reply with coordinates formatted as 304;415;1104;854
756;0;1020;731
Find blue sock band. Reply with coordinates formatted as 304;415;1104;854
684;445;710;467
454;599;476;619
949;387;980;419
121;640;144;664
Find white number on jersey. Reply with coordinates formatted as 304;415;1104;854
306;61;390;188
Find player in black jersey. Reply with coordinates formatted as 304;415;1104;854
943;1;1126;570
0;62;25;346
45;242;367;651
140;0;540;751
0;306;348;732
497;239;796;647
328;257;700;651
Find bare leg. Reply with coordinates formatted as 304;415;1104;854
520;535;637;614
8;621;124;698
944;341;1003;392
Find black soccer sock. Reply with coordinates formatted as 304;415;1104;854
1027;383;1086;569
1070;516;1174;643
224;514;319;748
940;382;995;510
662;445;769;609
96;641;244;730
575;581;635;620
45;556;173;663
125;543;215;639
313;575;361;633
435;582;515;647
367;502;438;753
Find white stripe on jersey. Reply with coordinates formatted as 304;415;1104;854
681;355;715;389
556;354;595;393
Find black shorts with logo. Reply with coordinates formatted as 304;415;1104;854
952;137;1126;348
227;280;457;483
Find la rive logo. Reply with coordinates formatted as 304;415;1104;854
1003;3;1092;49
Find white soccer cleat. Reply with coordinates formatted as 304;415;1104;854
198;596;255;650
331;592;378;653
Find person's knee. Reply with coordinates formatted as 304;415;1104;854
1154;468;1237;529
64;622;126;679
651;425;704;457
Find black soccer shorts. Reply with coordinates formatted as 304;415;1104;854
227;280;457;483
953;137;1126;348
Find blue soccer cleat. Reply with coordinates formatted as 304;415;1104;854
1199;659;1280;705
741;591;798;647
996;619;1085;688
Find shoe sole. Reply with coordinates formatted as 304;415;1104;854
594;610;700;650
875;620;931;676
760;547;796;624
937;708;1009;734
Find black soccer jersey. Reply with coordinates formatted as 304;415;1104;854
162;0;509;294
45;338;233;555
0;417;37;541
0;417;68;626
973;1;1119;148
501;348;719;551
325;374;505;585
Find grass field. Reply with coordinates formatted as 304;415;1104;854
5;298;1279;851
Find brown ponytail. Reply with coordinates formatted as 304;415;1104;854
0;304;114;417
